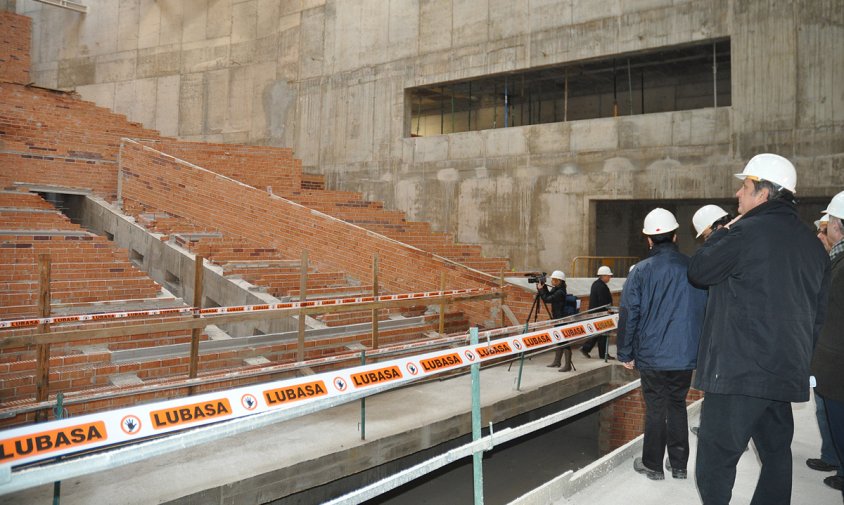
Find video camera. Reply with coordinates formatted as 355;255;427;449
525;272;547;285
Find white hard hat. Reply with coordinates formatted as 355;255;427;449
596;266;613;276
692;205;729;238
734;153;797;194
814;214;829;230
550;270;566;281
823;191;844;220
642;208;679;235
629;264;636;273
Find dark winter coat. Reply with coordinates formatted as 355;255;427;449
811;242;844;402
688;199;830;403
538;283;567;319
617;242;707;371
589;278;613;310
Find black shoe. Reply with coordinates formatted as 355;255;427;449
546;362;561;368
807;458;839;472
824;475;844;491
634;457;664;480
580;348;591;359
664;459;687;479
601;354;616;360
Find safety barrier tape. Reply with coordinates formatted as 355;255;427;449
0;313;617;469
0;288;497;329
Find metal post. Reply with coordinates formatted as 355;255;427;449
499;268;506;328
188;255;204;393
371;254;379;349
35;253;51;422
52;391;65;505
470;327;484;505
438;271;446;335
504;77;509;128
360;350;366;440
712;41;718;109
516;350;526;392
564;68;568;122
298;250;308;361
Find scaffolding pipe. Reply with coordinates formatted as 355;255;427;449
504;77;509;128
564;68;568;122
470;327;483;504
713;41;718;109
627;59;633;116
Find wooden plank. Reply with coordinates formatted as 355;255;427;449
35;253;51;422
297;250;308;362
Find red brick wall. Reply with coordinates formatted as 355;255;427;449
0;83;161;198
0;12;29;85
119;140;530;326
150;140;303;194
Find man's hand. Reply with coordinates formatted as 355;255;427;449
622;360;635;370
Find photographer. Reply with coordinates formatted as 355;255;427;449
537;270;575;372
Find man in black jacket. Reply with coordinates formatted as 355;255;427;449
688;153;830;505
580;265;615;359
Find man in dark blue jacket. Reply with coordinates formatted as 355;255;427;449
617;208;707;481
688;154;829;505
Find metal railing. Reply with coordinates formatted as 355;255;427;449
569;256;638;278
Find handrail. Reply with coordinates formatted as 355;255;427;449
569;256;638;278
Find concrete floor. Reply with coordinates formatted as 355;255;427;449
515;395;841;505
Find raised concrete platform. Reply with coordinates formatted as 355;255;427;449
0;345;622;504
512;395;839;505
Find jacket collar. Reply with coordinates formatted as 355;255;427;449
741;197;796;220
648;241;678;257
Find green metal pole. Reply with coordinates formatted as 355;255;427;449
516;351;525;391
470;327;484;505
360;350;366;440
53;392;65;505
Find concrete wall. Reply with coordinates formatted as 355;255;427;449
18;0;844;270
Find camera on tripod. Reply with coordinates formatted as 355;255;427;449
526;272;547;285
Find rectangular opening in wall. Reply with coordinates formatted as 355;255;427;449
129;249;144;267
104;231;114;241
164;270;181;292
406;38;730;137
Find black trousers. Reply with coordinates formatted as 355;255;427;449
696;393;794;505
818;392;844;502
581;334;607;357
639;369;693;473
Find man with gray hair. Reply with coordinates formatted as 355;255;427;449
811;191;844;500
688;154;830;505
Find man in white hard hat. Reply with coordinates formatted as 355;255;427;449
816;214;831;252
617;208;707;481
811;191;844;498
688;154;830;505
580;265;615;360
537;270;577;372
692;204;732;241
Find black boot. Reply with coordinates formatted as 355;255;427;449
546;347;563;367
559;348;576;372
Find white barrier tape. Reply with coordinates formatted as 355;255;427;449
0;288;497;329
0;313;617;469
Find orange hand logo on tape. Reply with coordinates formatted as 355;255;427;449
0;421;106;463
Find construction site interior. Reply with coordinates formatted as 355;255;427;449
0;1;842;503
